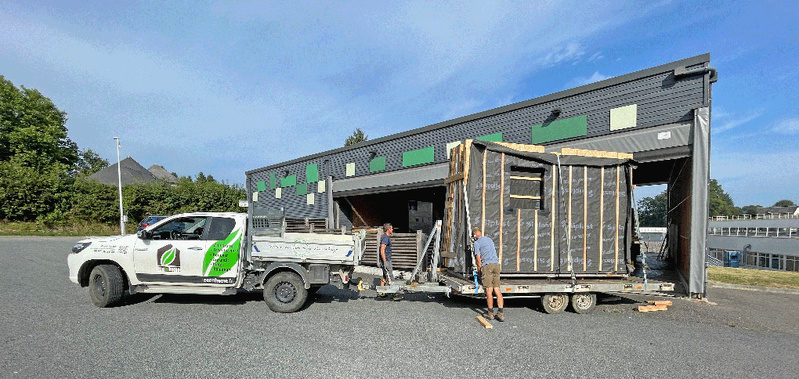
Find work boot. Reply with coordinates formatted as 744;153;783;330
482;310;494;320
495;311;505;322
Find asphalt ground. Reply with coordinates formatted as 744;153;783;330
2;236;798;378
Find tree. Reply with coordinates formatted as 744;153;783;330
709;179;740;218
344;128;368;146
773;199;796;207
637;190;668;227
740;205;762;215
74;148;109;176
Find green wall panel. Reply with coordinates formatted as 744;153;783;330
476;132;503;142
256;181;266;192
296;183;307;196
402;146;435;167
531;115;587;144
369;157;386;172
269;173;276;189
280;175;297;187
306;163;318;183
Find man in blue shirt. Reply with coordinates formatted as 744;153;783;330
473;227;504;321
379;223;394;286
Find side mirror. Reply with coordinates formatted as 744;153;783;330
137;230;151;240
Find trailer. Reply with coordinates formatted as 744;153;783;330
377;140;674;313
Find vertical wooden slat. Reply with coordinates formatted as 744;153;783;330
481;151;487;234
567;166;573;273
533;209;538;272
599;167;604;272
615;166;620;272
583;166;588;272
500;152;505;268
551;166;557;271
516;208;521;272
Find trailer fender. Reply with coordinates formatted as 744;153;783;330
260;263;311;289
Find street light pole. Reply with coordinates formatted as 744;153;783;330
113;137;126;235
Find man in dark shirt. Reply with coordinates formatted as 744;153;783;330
379;223;394;286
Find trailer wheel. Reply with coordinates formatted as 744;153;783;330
263;272;307;313
570;293;596;314
541;293;568;314
88;264;125;308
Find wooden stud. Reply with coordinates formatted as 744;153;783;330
567;166;573;272
646;300;673;306
599;167;604;272
534;209;538;272
476;316;494;328
444;172;464;184
551;166;556;271
500;152;505;268
481;150;487;235
583;166;588;272
559;147;633;160
516;209;521;272
615;166;620;272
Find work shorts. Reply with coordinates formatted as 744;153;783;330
381;259;395;282
481;263;501;288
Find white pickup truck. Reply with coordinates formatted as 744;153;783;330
68;211;365;312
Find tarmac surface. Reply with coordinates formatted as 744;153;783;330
2;236;798;378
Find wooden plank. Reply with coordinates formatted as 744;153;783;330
559;147;633;160
646;300;673;306
533;209;538;272
516;209;520;271
500;152;505;268
551;166;556;271
509;176;542;181
599;167;604;272
567;166;572;272
615;166;620;272
583;166;587;272
444;172;464;184
493;141;546;153
510;195;541;200
476;316;494;329
481;149;487;234
637;305;668;312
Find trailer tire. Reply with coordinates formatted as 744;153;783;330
570;293;596;314
88;264;125;308
541;293;568;314
263;272;307;313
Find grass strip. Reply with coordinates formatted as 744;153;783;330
707;266;799;290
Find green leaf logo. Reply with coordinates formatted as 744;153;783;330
202;229;242;277
160;248;176;266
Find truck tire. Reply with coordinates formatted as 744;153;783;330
263;272;308;313
88;264;125;308
541;293;568;314
570;293;596;314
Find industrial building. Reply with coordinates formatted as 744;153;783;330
246;54;716;297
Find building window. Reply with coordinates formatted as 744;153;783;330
509;166;544;210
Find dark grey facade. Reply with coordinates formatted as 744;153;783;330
246;53;715;296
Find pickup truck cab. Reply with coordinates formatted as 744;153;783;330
68;211;364;312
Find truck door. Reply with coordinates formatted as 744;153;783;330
133;215;213;284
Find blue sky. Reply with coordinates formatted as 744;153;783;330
1;1;797;207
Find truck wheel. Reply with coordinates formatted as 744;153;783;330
88;264;125;308
263;272;307;313
541;293;568;314
570;293;597;314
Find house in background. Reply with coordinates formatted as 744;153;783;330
88;157;178;186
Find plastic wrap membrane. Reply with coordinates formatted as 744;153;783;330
444;140;634;278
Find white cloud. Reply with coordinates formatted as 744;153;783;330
712;110;762;134
773;118;799;135
564;71;610;89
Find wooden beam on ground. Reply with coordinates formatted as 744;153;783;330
637;305;668;312
476;316;494;329
646;300;673;306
